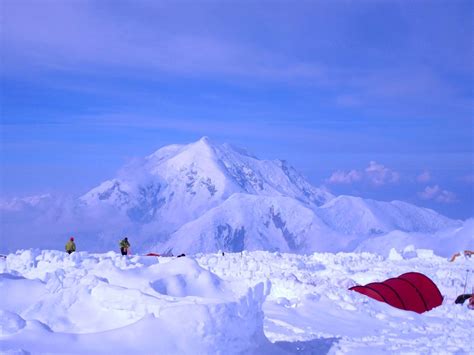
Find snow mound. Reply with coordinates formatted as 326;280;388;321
0;250;273;354
148;257;226;298
0;310;26;336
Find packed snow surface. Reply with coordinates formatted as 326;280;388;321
1;249;473;354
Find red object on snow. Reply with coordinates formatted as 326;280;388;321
146;253;161;257
349;272;443;313
468;296;474;310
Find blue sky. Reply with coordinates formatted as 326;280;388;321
1;0;473;219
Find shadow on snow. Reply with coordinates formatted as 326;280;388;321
274;337;340;354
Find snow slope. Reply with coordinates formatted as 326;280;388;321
162;193;351;255
355;218;474;257
1;249;473;354
317;195;458;235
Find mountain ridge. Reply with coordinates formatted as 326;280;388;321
0;137;470;255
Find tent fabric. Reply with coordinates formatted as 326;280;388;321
364;283;405;310
145;253;161;256
383;278;427;313
398;272;443;310
350;285;386;303
349;272;443;313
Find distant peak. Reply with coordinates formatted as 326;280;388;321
181;136;220;159
198;136;211;144
190;136;218;151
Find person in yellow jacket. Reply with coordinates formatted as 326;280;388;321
65;237;76;254
120;237;130;255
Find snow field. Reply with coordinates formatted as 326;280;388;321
1;248;473;354
196;249;474;353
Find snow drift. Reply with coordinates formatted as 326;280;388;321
0;250;273;354
1;249;473;354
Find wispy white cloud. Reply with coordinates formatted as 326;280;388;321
326;161;400;186
365;161;400;186
418;185;457;203
0;0;327;84
327;170;362;184
2;0;470;119
416;170;431;183
418;185;440;200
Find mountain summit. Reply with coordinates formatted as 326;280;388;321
81;137;334;231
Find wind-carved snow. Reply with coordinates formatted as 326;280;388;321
0;250;274;354
1;249;472;354
0;136;471;255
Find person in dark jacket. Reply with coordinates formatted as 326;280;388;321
455;293;474;310
120;237;130;255
65;237;76;254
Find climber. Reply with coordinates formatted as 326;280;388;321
65;237;76;254
120;237;131;256
449;250;474;262
455;293;474;310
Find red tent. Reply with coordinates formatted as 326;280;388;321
349;272;443;313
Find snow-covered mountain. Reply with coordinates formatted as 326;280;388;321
81;137;333;216
162;193;462;256
0;137;469;255
161;193;344;255
79;136;334;239
317;195;457;235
